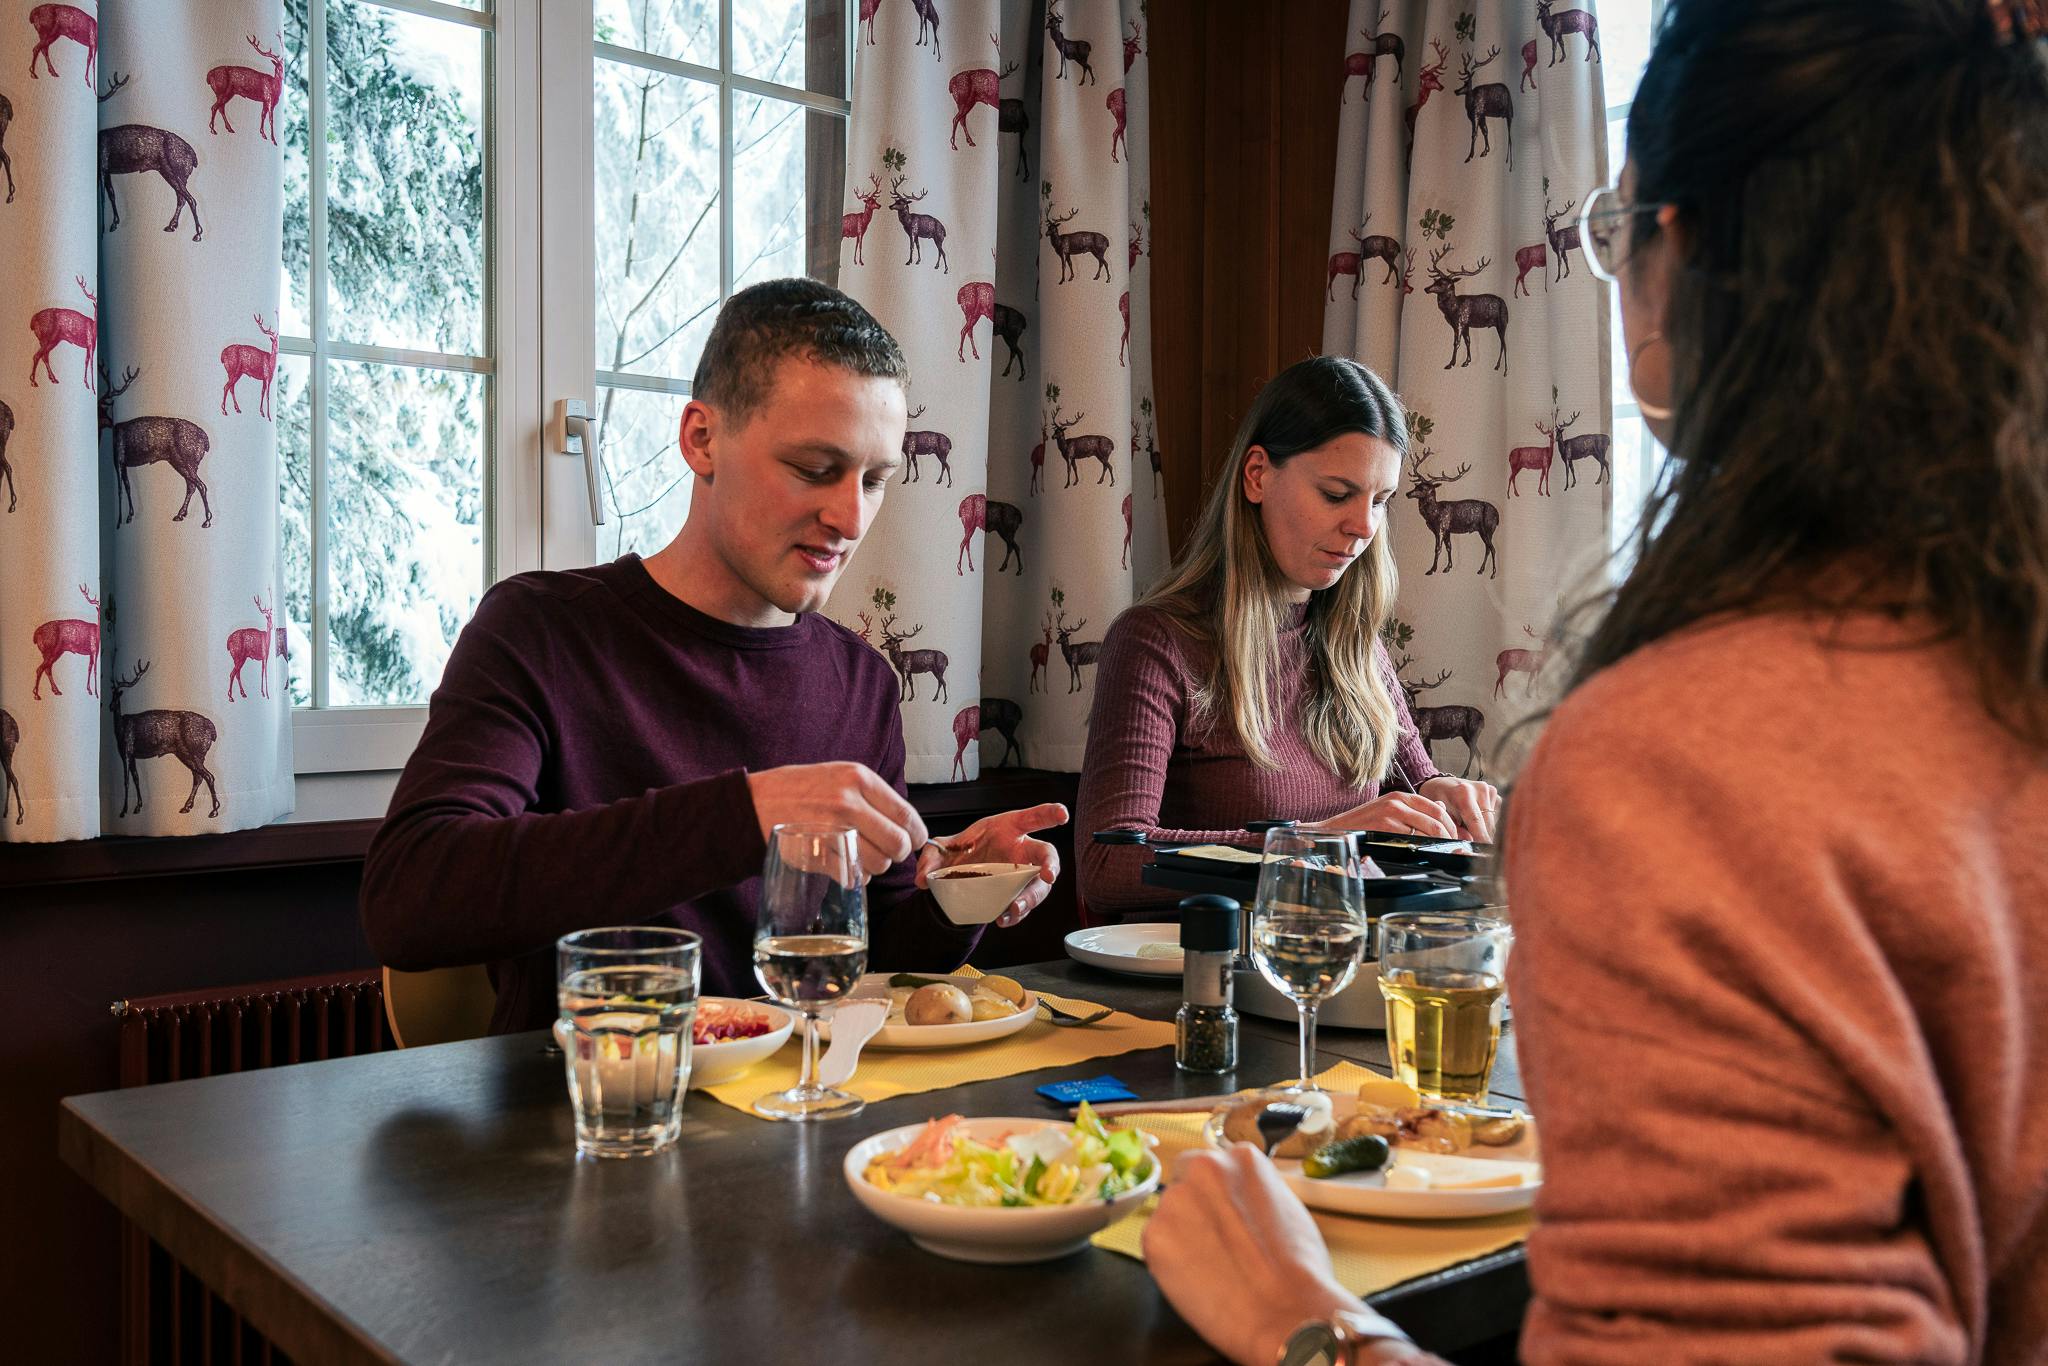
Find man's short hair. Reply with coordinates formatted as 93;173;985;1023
691;278;909;425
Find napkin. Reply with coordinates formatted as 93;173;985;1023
816;1000;888;1088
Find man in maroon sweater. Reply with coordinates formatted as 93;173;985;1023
361;280;1065;1034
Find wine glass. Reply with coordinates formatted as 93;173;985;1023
1249;826;1369;1094
751;823;868;1122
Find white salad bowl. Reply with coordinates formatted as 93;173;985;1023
926;863;1042;925
687;998;796;1088
843;1117;1160;1263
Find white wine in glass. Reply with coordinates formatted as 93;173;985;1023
1249;827;1368;1094
751;824;867;1122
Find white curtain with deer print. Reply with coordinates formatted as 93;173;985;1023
833;0;1167;783
0;0;292;842
1323;0;1611;783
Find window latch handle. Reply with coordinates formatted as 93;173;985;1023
551;398;605;526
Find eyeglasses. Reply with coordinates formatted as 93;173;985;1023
1578;185;1664;282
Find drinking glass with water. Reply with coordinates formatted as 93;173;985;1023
1250;826;1370;1094
1376;912;1512;1103
556;926;702;1158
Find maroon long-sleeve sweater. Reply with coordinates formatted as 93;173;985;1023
1076;603;1442;915
360;555;979;1034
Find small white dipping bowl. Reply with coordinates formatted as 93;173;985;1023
927;863;1042;925
687;999;796;1088
844;1116;1159;1263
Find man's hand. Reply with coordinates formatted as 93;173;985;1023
915;802;1068;928
745;762;930;879
1416;776;1500;843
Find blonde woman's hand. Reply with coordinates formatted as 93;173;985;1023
1324;792;1458;840
1417;776;1500;843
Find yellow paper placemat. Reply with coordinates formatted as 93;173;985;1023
1089;1061;1532;1299
699;973;1175;1114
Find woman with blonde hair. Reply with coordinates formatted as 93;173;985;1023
1077;355;1497;917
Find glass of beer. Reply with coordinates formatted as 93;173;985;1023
750;824;867;1122
1376;912;1512;1103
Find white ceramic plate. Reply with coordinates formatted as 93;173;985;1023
1064;923;1185;977
688;998;797;1088
1203;1097;1541;1220
844;1117;1160;1263
827;974;1040;1050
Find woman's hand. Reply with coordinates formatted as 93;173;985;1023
1416;776;1500;843
1324;791;1458;840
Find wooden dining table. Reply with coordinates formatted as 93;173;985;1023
60;959;1529;1365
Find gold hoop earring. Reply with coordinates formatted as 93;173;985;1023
1627;331;1675;422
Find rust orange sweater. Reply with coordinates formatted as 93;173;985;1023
1505;610;2048;1364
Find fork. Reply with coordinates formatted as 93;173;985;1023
1037;997;1113;1027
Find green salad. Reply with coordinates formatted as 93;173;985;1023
863;1104;1154;1208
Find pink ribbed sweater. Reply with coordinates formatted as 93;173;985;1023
1505;610;2048;1364
1076;603;1441;915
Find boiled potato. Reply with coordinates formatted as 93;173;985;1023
970;995;1020;1021
979;974;1026;1006
904;983;973;1026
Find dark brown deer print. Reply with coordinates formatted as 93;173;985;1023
948;42;1016;149
0;707;20;824
1124;21;1144;72
1512;241;1546;296
31;584;99;698
1049;403;1115;487
0;92;14;203
1129;221;1144;271
104;364;215;528
994;302;1026;378
227;594;277;700
1346;10;1403;100
1424;247;1510;374
910;0;940;61
957;494;1023;575
1028;418;1046;495
1456;46;1513;171
207;34;283;144
28;5;96;85
858;0;880;46
273;621;292;674
1001;95;1030;183
900;404;953;486
1494;625;1547;697
28;275;97;389
1538;0;1602;65
0;398;13;512
879;616;949;702
220;313;278;418
96;69;128;102
1397;662;1486;777
1551;408;1610;488
109;656;221;819
1143;420;1162;495
1118;290;1130;366
1043;205;1111;284
1404;448;1500;578
1509;420;1554;497
1056;609;1101;693
980;697;1022;767
958;281;994;361
888;176;948;271
951;703;980;780
842;174;883;265
1029;614;1053;693
1121;492;1132;569
1545;196;1582;282
1354;215;1404;285
102;124;203;241
1405;40;1449;160
1108;86;1127;162
1044;3;1095;84
1521;38;1539;90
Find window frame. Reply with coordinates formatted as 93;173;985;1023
1604;0;1668;561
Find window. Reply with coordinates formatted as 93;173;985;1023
1600;0;1669;560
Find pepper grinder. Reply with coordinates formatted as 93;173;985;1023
1176;894;1240;1074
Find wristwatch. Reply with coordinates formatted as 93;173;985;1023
1279;1309;1416;1365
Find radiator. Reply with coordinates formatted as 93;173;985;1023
112;971;390;1366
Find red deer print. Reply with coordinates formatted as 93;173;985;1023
1028;418;1046;495
951;704;980;780
1121;492;1132;569
28;5;96;86
859;0;880;47
1328;233;1364;301
104;363;216;528
1049;403;1115;487
1107;86;1127;163
1545;195;1582;282
1118;290;1130;366
1405;448;1500;578
0;398;13;512
888;175;949;271
0;92;14;203
878;616;949;702
957;494;983;573
1045;3;1095;84
220;313;279;418
960;494;1024;575
1424;246;1510;374
1494;625;1547;697
227;594;277;700
1028;614;1053;693
1055;608;1101;693
910;0;941;61
957;281;994;361
1538;0;1602;65
948;41;1017;150
1128;221;1144;272
1396;661;1485;777
1551;407;1611;488
207;34;284;144
1345;11;1403;101
855;610;876;645
1512;241;1546;297
28;275;97;390
1043;204;1110;282
841;174;883;266
102;123;204;241
1123;21;1144;72
1520;38;1539;90
900;404;954;486
993;302;1027;379
0;707;19;824
1396;248;1417;296
1456;46;1513;171
1404;39;1449;161
31;583;99;699
980;697;1022;767
1510;418;1556;497
109;656;221;819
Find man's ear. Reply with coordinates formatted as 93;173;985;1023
679;400;716;481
